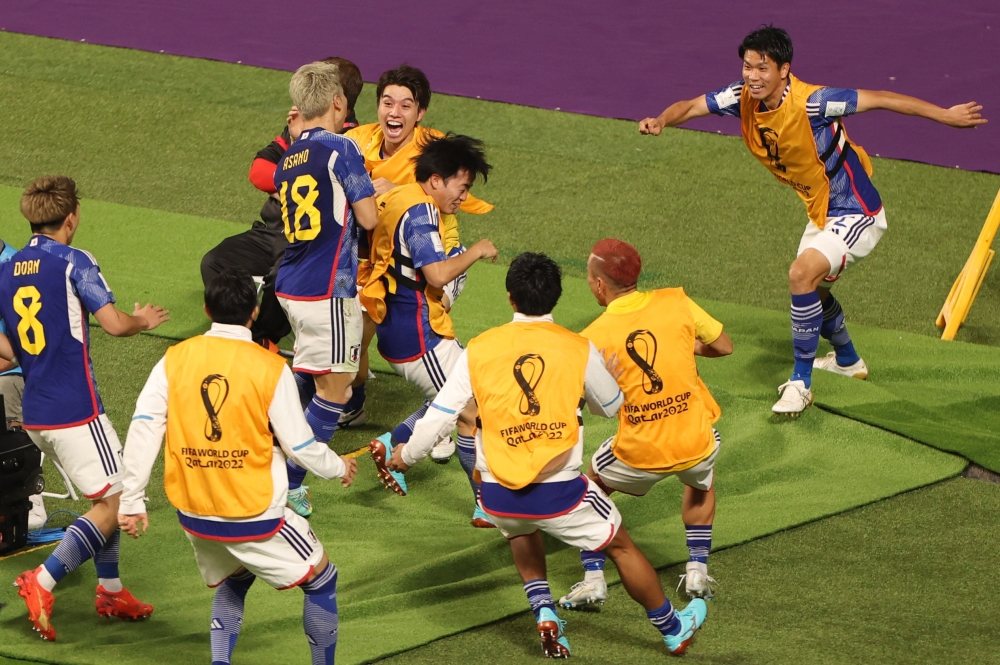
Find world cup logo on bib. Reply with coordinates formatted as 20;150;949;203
513;354;545;416
200;374;230;442
626;329;663;395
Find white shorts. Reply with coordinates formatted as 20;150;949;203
186;508;325;590
279;296;363;374
26;414;123;499
389;337;464;400
593;430;720;497
486;477;623;552
797;209;887;282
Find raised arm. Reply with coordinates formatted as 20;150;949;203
856;90;986;128
420;239;498;288
639;95;711;136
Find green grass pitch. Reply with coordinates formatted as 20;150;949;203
0;31;998;664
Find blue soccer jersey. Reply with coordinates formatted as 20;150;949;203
376;202;449;363
0;236;115;428
707;80;883;217
274;128;375;300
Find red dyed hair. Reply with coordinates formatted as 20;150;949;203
590;238;641;288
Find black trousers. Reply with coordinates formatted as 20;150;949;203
200;222;290;344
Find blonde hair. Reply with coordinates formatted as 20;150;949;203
289;62;343;120
20;175;79;231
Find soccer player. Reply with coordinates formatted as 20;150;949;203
385;253;708;656
0;176;168;641
118;269;358;665
340;65;494;443
558;239;732;610
362;134;498;527
201;56;364;348
639;26;987;415
273;61;377;518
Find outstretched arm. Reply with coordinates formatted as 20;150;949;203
639;96;711;135
856;91;986;128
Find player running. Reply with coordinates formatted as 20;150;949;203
0;176;168;641
385;253;708;657
273;61;378;517
558;239;732;610
639;25;986;415
363;134;498;527
119;269;357;665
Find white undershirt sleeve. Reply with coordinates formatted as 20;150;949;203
120;357;169;515
584;341;623;417
401;351;473;467
269;366;347;480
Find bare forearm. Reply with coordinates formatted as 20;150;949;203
424;252;479;288
858;90;945;121
659;97;707;128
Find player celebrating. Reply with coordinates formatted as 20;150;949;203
0;176;168;641
558;239;732;610
639;25;986;415
273;62;377;517
385;253;708;657
339;65;493;443
363;134;498;527
119;269;357;665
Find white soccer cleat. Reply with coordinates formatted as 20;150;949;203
812;352;868;380
772;380;813;416
28;494;47;531
338;407;368;428
677;561;717;600
558;579;608;609
429;436;456;463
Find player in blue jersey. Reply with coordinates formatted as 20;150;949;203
639;26;986;415
363;135;499;528
273;62;378;517
0;176;169;641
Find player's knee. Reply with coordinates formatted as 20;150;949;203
788;261;817;291
200;246;223;286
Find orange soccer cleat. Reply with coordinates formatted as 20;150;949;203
369;434;407;496
95;585;154;621
15;568;56;641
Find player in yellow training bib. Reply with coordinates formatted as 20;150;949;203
639;25;986;415
382;253;709;657
119;269;358;665
557;239;732;611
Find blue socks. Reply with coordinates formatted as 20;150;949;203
287;459;308;490
43;516;106;584
581;551;606;572
94;527;121;588
685;525;712;564
820;293;861;366
306;396;344;444
301;563;339;665
392;403;428;444
790;291;823;387
524;579;557;622
294;371;317;409
456;434;477;497
647;599;681;636
342;381;366;414
210;570;255;665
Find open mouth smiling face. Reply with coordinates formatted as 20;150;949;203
378;85;425;146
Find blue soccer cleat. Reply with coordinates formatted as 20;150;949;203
664;598;707;655
471;505;496;529
369;433;407;496
537;607;571;658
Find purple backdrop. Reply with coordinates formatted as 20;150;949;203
3;0;998;172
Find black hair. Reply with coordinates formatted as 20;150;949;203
322;56;364;111
738;25;793;66
414;134;492;185
205;268;258;326
506;253;562;316
376;64;431;111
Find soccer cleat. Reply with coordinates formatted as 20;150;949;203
287;485;313;518
15;569;56;641
537;607;571;658
664;598;707;655
470;505;496;529
429;436;456;464
558;578;608;609
676;562;717;600
771;380;813;416
813;352;869;380
369;433;407;496
338;407;368;428
95;585;154;620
